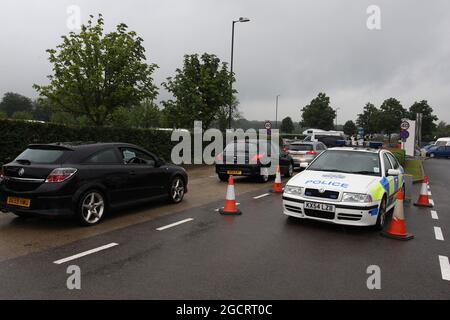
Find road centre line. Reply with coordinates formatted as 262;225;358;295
156;218;194;231
431;210;439;220
438;256;450;281
428;191;432;196
434;227;444;241
429;199;435;206
253;193;270;199
53;243;119;265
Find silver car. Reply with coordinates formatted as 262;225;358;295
287;141;327;169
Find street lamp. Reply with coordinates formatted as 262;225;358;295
335;107;340;129
275;94;280;129
229;17;250;129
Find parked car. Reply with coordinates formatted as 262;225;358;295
0;142;188;225
215;139;294;182
426;145;450;158
304;134;345;148
286;141;327;169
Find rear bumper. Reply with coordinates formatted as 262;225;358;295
282;195;379;226
0;184;74;217
215;164;263;176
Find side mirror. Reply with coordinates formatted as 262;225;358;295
387;169;401;176
155;158;165;167
300;162;308;169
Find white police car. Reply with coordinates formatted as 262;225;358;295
282;147;404;229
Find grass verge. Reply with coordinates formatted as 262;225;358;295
404;159;424;183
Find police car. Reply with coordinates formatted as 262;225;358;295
282;147;404;229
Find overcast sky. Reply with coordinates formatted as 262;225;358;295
1;0;450;124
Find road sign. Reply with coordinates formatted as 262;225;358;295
400;130;410;140
400;121;410;130
264;121;272;130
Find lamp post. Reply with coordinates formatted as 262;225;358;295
275;94;280;129
229;17;250;129
335;107;340;129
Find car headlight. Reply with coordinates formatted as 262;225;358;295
342;192;373;203
284;185;303;195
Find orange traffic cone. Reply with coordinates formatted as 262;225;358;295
271;165;283;193
381;190;414;240
219;175;241;215
414;176;433;208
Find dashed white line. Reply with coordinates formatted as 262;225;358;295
253;193;270;199
429;199;435;206
428;191;432;196
438;256;450;281
53;243;119;265
431;210;439;220
434;227;444;241
156;218;194;231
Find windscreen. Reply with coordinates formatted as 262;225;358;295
15;148;66;164
307;150;381;176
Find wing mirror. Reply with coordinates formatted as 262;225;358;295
387;169;401;176
155;158;165;167
300;162;309;169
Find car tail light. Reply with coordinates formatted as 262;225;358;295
45;168;77;183
283;147;288;152
251;153;264;162
306;150;317;155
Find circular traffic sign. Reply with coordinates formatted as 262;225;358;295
400;130;410;140
264;121;272;130
400;121;410;130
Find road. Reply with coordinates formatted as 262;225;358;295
0;161;449;299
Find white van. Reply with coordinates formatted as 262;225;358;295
435;137;450;146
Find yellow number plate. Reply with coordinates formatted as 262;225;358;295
227;170;242;175
7;197;31;208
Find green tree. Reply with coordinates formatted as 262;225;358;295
0;111;7;119
33;14;158;126
129;99;161;129
434;121;450;139
162;53;235;130
280;116;295;133
408;100;438;140
377;98;407;142
0;92;33;117
343;120;357;136
356;102;379;134
300;93;336;130
11;111;33;120
32;99;52;122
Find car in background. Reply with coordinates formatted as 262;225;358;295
426;145;450;158
282;147;405;230
215;139;294;182
304;134;346;148
0;142;188;226
286;141;327;170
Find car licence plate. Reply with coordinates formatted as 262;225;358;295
227;170;242;175
7;197;31;208
304;202;335;212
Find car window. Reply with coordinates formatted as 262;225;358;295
120;147;155;166
86;149;120;164
15;148;66;164
386;153;399;169
288;144;313;151
307;150;381;176
383;154;393;174
303;136;312;142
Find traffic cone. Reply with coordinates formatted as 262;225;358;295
414;176;433;208
381;190;414;241
219;175;241;215
271;165;283;193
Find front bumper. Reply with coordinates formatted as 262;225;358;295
282;195;380;226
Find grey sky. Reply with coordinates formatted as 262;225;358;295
1;0;450;124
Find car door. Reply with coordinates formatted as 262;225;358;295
386;153;402;194
119;147;167;200
382;153;396;206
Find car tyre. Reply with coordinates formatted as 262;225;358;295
76;190;106;226
168;176;185;203
285;162;294;178
374;197;387;231
257;171;269;183
218;174;229;182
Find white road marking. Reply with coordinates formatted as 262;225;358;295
431;210;439;220
253;193;270;199
427;185;430;190
156;218;194;231
434;227;444;241
429;199;435;206
428;191;432;196
438;256;450;281
209;175;217;178
53;243;119;265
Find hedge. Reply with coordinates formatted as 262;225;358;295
0;119;176;165
386;148;406;166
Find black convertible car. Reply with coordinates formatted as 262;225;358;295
0;142;188;225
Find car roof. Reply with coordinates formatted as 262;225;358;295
328;147;381;153
28;142;141;151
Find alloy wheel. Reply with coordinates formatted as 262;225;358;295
81;192;105;224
